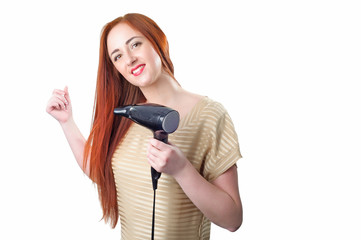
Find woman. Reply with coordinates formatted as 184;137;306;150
46;13;242;239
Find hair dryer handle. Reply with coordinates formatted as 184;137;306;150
154;131;168;144
151;131;169;190
151;167;161;190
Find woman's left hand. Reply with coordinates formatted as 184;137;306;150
147;139;188;176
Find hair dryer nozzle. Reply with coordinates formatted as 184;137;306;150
114;106;132;117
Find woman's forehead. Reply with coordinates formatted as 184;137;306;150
108;23;142;44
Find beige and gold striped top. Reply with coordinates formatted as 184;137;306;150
112;97;242;240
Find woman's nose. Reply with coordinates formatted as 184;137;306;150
125;53;136;66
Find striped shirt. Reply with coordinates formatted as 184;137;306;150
112;97;242;239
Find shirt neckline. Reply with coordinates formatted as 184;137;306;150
177;96;208;130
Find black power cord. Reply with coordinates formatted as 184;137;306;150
151;189;157;240
151;167;161;240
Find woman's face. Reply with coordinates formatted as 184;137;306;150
107;23;163;88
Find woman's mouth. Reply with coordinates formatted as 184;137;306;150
131;64;145;76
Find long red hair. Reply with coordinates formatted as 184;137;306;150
83;13;175;228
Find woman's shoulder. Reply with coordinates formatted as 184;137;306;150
187;95;227;122
198;96;227;117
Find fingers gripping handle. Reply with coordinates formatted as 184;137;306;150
151;131;168;190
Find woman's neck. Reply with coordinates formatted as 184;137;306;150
139;71;204;120
140;72;183;108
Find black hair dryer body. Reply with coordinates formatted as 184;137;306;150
114;103;180;190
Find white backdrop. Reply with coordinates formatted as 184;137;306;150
0;0;360;239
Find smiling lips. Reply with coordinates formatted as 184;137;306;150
131;64;145;76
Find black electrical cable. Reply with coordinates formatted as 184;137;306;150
151;189;157;240
151;167;161;240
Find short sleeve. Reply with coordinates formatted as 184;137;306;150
201;102;242;181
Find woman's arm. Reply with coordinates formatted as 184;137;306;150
147;139;243;231
59;118;90;176
46;87;90;177
175;162;242;231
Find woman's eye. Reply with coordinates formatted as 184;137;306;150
131;42;141;49
114;54;121;62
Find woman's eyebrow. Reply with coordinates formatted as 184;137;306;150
125;36;142;45
110;36;143;57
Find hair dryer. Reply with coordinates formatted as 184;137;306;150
114;103;180;190
114;103;179;240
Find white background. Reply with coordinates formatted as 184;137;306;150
0;0;360;239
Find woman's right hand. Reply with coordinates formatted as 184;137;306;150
46;86;89;176
46;86;72;124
